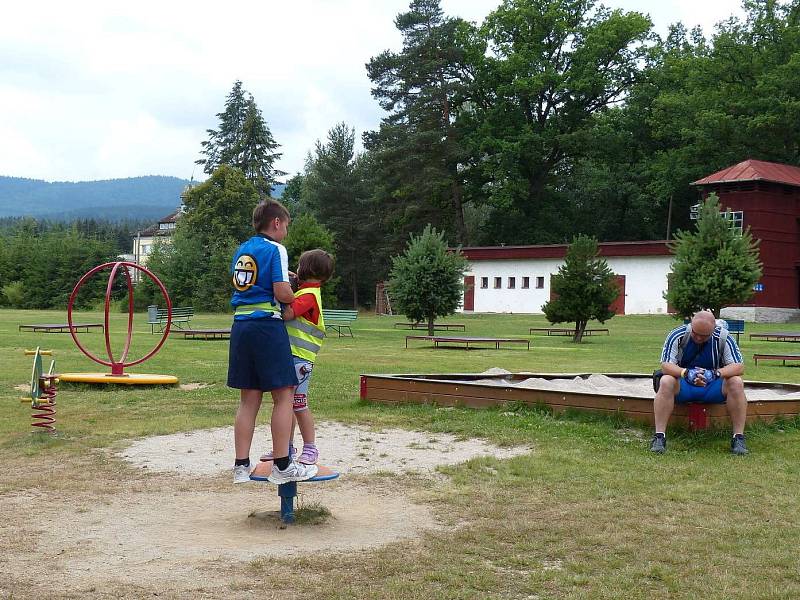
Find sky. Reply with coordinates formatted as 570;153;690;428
0;0;747;183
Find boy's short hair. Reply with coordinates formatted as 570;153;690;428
252;200;290;232
297;249;335;283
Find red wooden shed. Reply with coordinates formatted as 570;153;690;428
692;159;800;313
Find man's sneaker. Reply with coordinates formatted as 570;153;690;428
259;445;296;462
266;461;318;484
649;434;666;454
298;444;319;465
731;434;748;455
233;464;252;484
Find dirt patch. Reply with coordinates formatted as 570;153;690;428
1;422;531;598
119;421;532;477
179;382;210;391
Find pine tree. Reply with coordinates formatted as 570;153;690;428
365;0;473;244
305;122;378;308
666;193;762;318
197;81;285;195
388;225;468;335
542;235;618;342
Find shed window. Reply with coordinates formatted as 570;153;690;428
536;276;544;289
494;277;502;289
480;277;488;289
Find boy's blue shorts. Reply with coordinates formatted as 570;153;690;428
227;318;298;391
675;376;726;404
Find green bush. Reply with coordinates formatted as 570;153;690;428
2;281;25;308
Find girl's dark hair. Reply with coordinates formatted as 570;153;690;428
297;249;335;283
252;200;290;232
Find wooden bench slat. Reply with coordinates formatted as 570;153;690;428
405;335;530;350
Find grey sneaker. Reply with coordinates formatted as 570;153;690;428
649;434;666;454
731;435;748;456
298;444;319;465
233;464;252;483
266;461;318;484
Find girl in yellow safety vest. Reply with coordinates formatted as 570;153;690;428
262;249;335;466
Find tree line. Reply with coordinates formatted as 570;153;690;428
0;218;148;308
246;0;799;310
2;0;793;312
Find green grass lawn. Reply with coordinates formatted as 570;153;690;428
3;308;800;599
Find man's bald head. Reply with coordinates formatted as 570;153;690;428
691;310;716;339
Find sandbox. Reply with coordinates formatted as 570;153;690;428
360;371;800;428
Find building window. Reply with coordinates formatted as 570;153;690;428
494;277;502;289
141;244;151;255
536;276;544;289
159;222;176;230
480;277;488;289
508;277;515;289
723;210;744;235
522;277;530;289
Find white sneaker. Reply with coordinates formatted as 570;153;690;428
266;461;318;484
233;464;252;483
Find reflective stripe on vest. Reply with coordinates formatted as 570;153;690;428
286;287;325;362
234;301;278;316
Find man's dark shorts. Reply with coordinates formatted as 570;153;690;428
675;376;726;404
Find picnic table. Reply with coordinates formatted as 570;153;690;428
394;322;466;331
749;331;800;342
175;328;231;340
18;323;104;333
529;327;609;336
405;335;530;350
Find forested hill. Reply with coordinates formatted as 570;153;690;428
0;176;192;221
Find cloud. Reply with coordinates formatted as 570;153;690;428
1;0;745;182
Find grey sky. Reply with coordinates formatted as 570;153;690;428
0;0;745;183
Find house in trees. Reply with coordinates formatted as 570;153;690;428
131;206;183;275
459;159;800;322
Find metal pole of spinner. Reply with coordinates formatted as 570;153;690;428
59;261;178;385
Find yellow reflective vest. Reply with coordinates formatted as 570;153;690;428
285;286;325;362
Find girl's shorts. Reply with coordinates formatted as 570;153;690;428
292;357;314;412
227;318;298;391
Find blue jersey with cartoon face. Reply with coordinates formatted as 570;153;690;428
230;234;288;320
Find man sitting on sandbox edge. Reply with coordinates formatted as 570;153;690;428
650;310;748;455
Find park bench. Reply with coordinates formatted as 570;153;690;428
405;335;530;350
725;319;745;342
322;309;358;337
18;323;104;333
753;353;800;366
394;322;466;331
749;331;800;342
176;328;230;340
147;305;194;333
529;327;609;336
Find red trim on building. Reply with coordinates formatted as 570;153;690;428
459;240;671;261
692;159;800;188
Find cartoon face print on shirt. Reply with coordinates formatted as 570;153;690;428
233;255;258;291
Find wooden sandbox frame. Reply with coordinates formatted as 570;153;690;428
360;372;800;428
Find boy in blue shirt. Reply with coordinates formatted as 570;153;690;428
228;200;318;484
